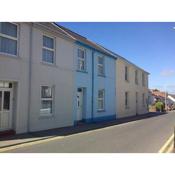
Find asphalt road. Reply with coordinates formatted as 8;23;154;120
4;112;175;153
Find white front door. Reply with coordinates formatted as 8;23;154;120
77;88;83;121
0;89;13;131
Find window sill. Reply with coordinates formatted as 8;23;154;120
97;109;105;112
76;70;88;74
98;74;106;78
39;114;54;119
125;80;130;83
0;52;20;59
41;61;57;68
125;106;130;110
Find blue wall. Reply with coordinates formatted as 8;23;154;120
73;42;116;123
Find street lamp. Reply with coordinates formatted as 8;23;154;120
164;85;167;111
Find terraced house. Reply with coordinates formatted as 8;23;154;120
0;22;149;134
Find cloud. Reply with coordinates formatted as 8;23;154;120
160;69;175;77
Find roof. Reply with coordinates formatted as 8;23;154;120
37;22;76;41
97;44;149;74
53;23;116;59
52;23;149;74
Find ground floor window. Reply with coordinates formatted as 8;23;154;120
125;91;129;109
142;93;145;107
40;86;53;116
98;89;105;111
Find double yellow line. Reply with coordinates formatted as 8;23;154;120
0;136;65;153
158;134;174;153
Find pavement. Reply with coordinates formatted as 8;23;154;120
0;112;174;153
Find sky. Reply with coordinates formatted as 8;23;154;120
59;22;175;94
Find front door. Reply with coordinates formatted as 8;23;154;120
0;89;13;131
77;88;83;121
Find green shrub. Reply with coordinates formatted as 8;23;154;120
155;101;164;112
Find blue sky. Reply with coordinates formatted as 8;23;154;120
59;22;175;93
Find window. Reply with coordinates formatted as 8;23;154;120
125;92;129;108
142;93;145;106
98;89;105;111
0;81;12;88
135;70;138;84
98;56;105;76
77;48;86;71
0;22;18;56
40;86;53;116
42;35;55;64
125;66;129;81
142;72;145;86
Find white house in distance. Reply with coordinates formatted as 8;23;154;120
0;22;149;135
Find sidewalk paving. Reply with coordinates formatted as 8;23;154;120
0;112;167;149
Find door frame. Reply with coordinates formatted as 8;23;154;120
0;87;13;131
76;87;86;121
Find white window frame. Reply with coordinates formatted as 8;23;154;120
125;91;129;109
98;56;105;76
42;34;55;64
77;47;86;71
0;22;18;57
97;89;105;111
40;86;54;117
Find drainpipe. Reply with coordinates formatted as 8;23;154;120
91;50;95;121
27;23;33;133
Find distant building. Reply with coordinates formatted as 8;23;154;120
148;89;175;106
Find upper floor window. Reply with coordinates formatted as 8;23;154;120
135;70;138;85
42;35;55;64
142;72;145;86
98;56;105;76
98;89;105;111
125;66;129;81
77;48;86;71
0;22;18;56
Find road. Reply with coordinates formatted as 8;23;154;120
3;112;175;153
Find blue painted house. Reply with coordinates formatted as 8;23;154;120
57;25;117;124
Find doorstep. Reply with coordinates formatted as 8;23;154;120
0;130;16;138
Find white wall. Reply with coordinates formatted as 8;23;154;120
29;25;75;132
0;23;31;133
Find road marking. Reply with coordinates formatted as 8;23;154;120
0;118;149;152
0;136;65;153
158;134;174;153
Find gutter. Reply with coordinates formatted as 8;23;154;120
75;41;117;60
27;23;33;133
91;50;95;121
